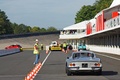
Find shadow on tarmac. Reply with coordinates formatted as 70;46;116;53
68;71;118;76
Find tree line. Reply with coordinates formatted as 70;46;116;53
75;0;113;23
0;0;113;35
0;9;57;35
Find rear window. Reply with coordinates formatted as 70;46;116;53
73;53;80;59
73;52;93;59
81;53;92;57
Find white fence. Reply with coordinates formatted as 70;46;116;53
88;45;120;55
105;15;120;29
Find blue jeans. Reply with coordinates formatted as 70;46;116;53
34;54;40;64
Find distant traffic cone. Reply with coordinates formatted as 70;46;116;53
65;50;68;54
67;48;69;51
62;49;65;52
73;49;77;52
24;77;27;80
46;50;49;54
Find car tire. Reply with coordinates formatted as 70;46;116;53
66;69;72;76
49;47;51;51
97;69;102;75
65;63;68;73
66;64;72;76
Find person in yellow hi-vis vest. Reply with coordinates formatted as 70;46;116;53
33;39;40;64
63;42;67;53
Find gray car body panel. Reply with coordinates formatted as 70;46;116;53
66;51;102;72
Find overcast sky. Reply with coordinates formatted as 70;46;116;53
0;0;96;29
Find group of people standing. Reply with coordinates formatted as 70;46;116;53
32;40;73;65
61;42;73;53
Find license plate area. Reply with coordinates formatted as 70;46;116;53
82;63;88;68
70;67;79;70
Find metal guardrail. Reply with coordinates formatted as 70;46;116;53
0;31;60;39
0;49;20;57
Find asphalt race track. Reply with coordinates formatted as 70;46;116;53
0;50;120;80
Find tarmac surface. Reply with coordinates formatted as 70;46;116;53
0;50;120;80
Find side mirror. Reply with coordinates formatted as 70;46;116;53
92;54;94;58
67;57;69;59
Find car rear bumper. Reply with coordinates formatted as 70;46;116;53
50;47;62;51
68;67;102;72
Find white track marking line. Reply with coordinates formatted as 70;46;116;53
96;53;120;61
31;51;51;79
24;51;51;80
41;51;51;67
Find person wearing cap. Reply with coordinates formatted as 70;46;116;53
33;39;40;64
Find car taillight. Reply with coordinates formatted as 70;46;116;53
94;63;100;67
69;63;76;67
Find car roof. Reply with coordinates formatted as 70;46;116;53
73;50;94;54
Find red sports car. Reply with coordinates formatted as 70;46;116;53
5;44;23;51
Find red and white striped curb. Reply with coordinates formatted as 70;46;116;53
24;62;42;80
